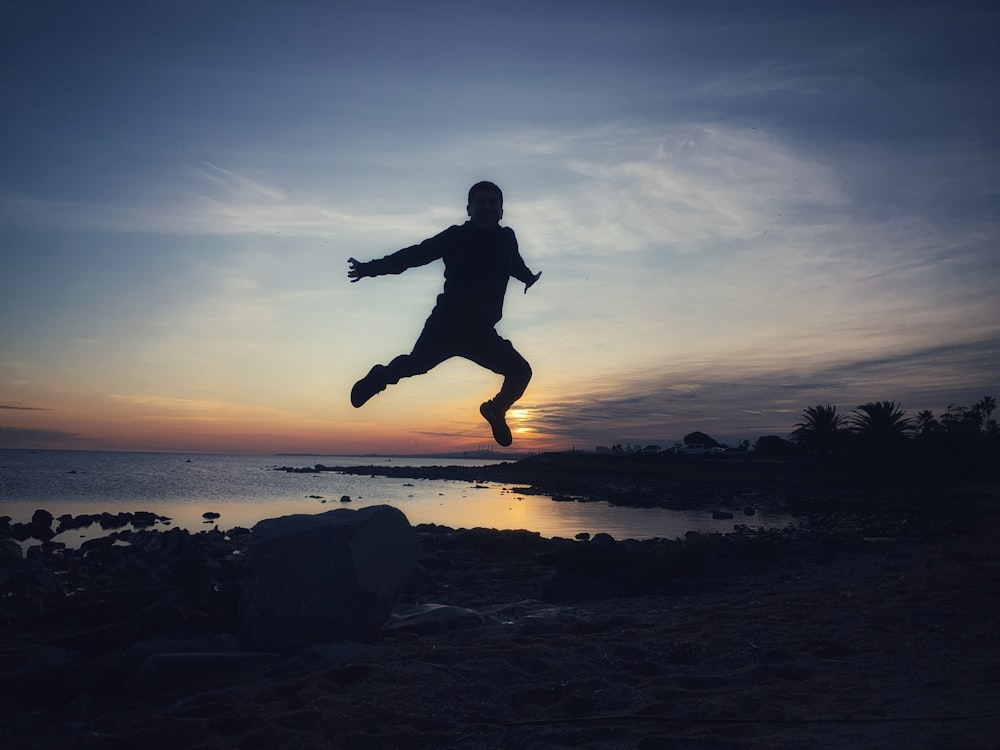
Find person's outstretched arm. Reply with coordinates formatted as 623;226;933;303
522;270;542;293
508;234;542;293
347;227;456;283
347;257;373;282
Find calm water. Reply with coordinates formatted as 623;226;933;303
1;450;794;545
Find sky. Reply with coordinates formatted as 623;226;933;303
1;0;998;455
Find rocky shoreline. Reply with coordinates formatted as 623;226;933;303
280;451;983;538
2;455;998;749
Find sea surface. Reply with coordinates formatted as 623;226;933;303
1;450;794;546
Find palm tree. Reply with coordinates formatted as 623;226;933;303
980;396;996;418
977;396;997;434
850;400;914;448
941;403;983;440
791;404;847;456
915;409;941;435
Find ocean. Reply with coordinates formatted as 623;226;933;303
1;449;794;545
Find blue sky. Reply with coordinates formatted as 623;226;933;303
1;0;998;453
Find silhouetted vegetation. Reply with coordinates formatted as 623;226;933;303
683;430;720;448
850;400;915;449
779;395;999;479
668;395;999;483
791;404;847;457
753;434;799;458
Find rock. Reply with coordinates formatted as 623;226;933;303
125;633;242;666
132;511;159;528
340;495;352;503
56;514;97;532
712;510;734;520
0;538;23;560
384;603;485;633
556;535;623;577
545;533;629;600
128;527;191;556
31;509;54;527
79;534;117;553
483;600;595;635
99;512;132;529
28;523;55;542
9;522;33;542
202;511;221;520
240;505;418;649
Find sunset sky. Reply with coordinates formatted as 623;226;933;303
2;0;998;455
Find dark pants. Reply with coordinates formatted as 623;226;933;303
380;318;531;411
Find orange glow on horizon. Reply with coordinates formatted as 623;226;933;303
2;370;574;455
0;401;569;455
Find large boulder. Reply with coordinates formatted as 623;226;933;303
240;505;418;649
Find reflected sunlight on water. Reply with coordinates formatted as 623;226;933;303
19;482;792;550
2;450;795;547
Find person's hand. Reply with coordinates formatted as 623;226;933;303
524;270;542;293
348;257;370;283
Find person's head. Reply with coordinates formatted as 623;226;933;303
467;181;503;228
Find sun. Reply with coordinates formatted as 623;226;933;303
506;407;534;434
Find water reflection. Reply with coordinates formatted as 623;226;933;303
29;480;794;549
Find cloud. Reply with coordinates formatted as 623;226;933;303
0;120;845;250
499;123;848;259
0;402;49;411
528;333;1000;444
0;426;89;445
0;162;458;240
108;394;228;412
197;162;287;203
105;392;325;427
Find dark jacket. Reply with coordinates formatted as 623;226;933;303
366;222;535;326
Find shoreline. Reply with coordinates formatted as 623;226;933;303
3;455;998;748
3;508;999;748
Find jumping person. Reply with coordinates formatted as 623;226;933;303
347;181;541;446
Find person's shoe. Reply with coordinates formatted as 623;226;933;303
480;400;512;447
351;365;388;408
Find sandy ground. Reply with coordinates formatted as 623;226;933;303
3;499;999;750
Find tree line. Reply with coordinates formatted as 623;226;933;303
751;396;998;468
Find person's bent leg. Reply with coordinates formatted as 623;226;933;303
350;325;451;408
467;336;531;411
464;333;532;446
494;352;531;412
351;363;390;407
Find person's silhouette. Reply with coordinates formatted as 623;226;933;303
347;181;541;446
